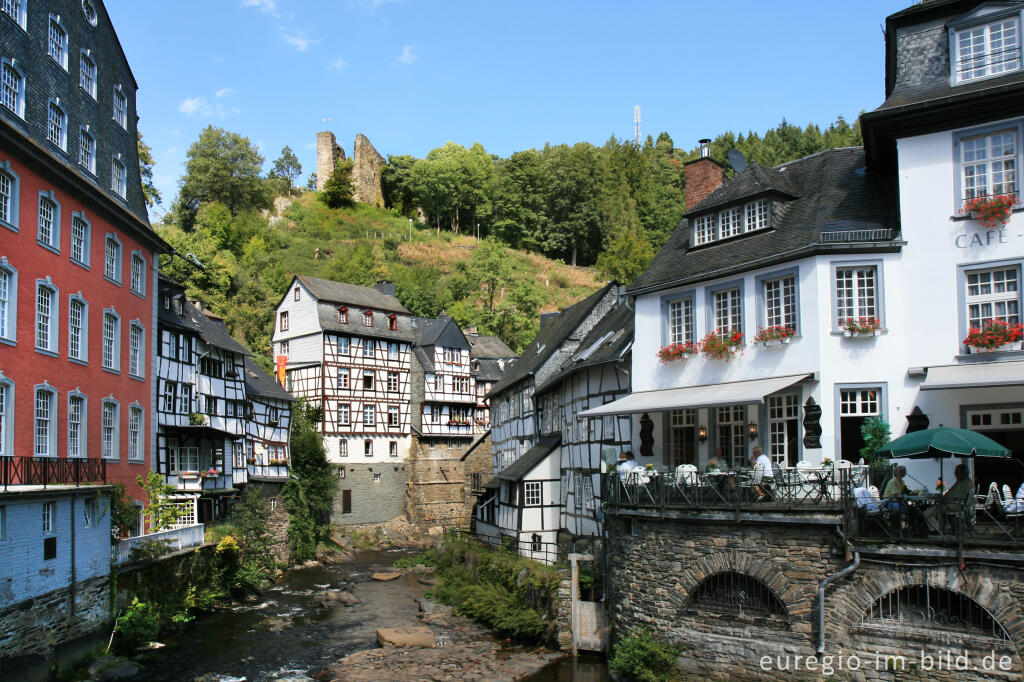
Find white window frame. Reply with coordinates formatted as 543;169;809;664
757;269;799;333
0;373;12;457
744;198;770;232
387;371;399;392
34;384;57;457
68;391;87;458
524;481;541;506
707;281;743;335
950;11;1021;85
102;309;120;371
43;501;55;534
766;393;800;468
338;336;349;354
363;404;375;426
715;404;747;469
46;100;67;151
832;261;883;331
338;439;348;457
48;14;69;70
362;339;374;357
718;206;743;239
0;259;16;346
71;212;91;267
112;86;128;129
364;439;373;456
693;213;716;245
37;191;61;252
79;51;97;99
79;128;96;174
388;342;399;360
954;121;1021;212
0;162;19;230
111;156;127;198
337;368;350;389
388;405;399;427
35;279;59;354
130;252;145;296
337;403;350;426
128;322;144;378
2;1;26;29
84;498;97;527
102;398;119;459
663;293;695;346
128;404;143;461
0;59;25;118
104;234;122;283
68;294;87;363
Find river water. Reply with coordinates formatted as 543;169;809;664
18;548;610;681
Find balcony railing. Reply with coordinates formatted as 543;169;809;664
1;456;106;490
247;463;290;480
115;524;205;564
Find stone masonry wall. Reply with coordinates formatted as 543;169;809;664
607;515;1024;681
316;131;346;192
332;463;409;526
352;133;386;207
407;438;469;529
463;436;493;523
0;574;109;660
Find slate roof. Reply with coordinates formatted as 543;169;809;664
317;303;418;342
682;162;797;216
496;435;561;481
296;275;410;314
243;357;294;402
467;335;516;359
186;306;252;356
536;302;634;394
628;147;900;296
488;283;616;397
474;358;512;382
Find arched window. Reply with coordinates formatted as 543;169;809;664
0;160;21;229
46;100;67;150
862;585;1009;641
688;571;790;621
1;59;25;118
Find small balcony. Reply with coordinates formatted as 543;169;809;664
1;456;106;491
247;461;290;482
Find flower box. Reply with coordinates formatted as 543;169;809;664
964;319;1024;352
699;330;744;361
964;193;1017;228
656;342;699;363
841;317;882;336
753;325;795;348
843;329;881;338
760;337;791;348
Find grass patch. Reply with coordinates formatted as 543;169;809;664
393;548;437;569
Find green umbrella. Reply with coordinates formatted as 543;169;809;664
876;427;1011;459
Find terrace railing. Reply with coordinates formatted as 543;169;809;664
1;456;106;490
115;524;206;565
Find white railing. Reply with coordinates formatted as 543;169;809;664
115;523;205;564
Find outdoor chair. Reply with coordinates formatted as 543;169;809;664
977;481;1000;509
1003;484;1014;507
674;464;698;486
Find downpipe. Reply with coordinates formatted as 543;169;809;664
817;538;860;654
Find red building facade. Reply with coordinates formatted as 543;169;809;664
0;1;165;507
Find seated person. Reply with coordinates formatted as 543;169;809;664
924;464;973;533
882;465;910;510
706;448;724;472
854;486;879;512
616;451;638;479
749;447;774;502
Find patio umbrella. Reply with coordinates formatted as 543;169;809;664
875;427;1011;489
875;427;1011;459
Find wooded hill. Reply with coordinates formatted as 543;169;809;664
155;116;864;368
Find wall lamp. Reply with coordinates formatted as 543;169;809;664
697;426;708;442
748;423;758;439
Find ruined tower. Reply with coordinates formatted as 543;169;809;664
315;131;346;192
352;133;386;206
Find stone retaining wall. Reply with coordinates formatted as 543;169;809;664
0;573;109;659
607;515;1024;680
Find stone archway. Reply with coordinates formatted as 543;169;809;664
664;550;804;619
832;565;1024;651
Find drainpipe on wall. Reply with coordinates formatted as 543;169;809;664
70;494;78;616
817;541;859;654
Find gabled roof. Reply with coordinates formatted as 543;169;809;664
536;302;633;394
628;148;900;296
243;357;294;402
186;306;251;356
467;335;516;359
411;315;469;349
488;283;616;397
293;275;410;314
317;302;418;342
683;162;797;216
496;435;561;481
474;358;512;382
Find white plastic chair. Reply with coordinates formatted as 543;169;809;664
1003;484;1014;505
675;464;698;486
977;481;1000;508
868;485;882;504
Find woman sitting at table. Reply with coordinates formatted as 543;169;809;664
882;465;910;510
923;464;972;533
706;448;724;472
750;447;774;502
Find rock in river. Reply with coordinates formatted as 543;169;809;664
370;571;401;581
376;626;436;648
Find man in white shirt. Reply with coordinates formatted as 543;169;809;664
750;446;774;501
616;451;638;478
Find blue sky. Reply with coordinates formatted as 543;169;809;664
106;0;910;221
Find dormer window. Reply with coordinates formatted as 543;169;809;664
951;11;1021;84
338;306;348;324
692;199;772;247
388;314;397;331
363;311;373;327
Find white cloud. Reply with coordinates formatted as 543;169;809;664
215;87;237;98
178;97;206;116
399;44;416;64
177;96;238;120
282;30;319;52
328;57;348;70
240;0;278;14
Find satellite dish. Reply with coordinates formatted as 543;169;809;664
728;149;748;173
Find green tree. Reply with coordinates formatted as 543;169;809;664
282;401;336;562
174;126;270;230
467;237;513;312
491;150;549;248
137;132;161;208
319;159;355;209
305;173;318;192
381;154;419;216
138;470;183;532
596;224;655;284
232;487;276;588
271;146;302;194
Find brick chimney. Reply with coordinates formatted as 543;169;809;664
684;139;725;210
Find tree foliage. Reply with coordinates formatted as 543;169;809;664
173;126;270;230
137;470;184;532
270;146;302;195
281;401;336;562
137;132;161;208
319;159;355;209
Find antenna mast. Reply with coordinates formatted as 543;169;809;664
634;105;641;145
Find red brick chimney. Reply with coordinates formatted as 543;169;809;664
684;139;725;210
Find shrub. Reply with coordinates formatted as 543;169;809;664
609;628;682;682
393;548;437;569
114;599;161;649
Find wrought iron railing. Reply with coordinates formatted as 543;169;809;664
448;526;561;565
847;493;1024;547
1;456;106;490
602;467;854;514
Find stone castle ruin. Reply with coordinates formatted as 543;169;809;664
316;130;385;207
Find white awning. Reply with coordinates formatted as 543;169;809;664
577;373;812;418
921;361;1024;390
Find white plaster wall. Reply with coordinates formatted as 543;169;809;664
272;280;323;346
324;434;413;464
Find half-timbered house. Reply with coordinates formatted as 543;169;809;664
412;315;477;446
467;333;517;431
156;276;250;523
244;356;293;485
